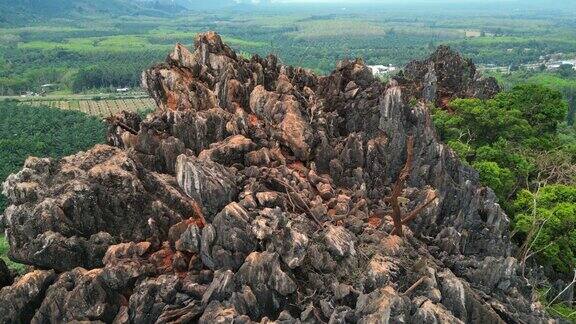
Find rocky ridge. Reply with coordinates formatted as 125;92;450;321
0;32;553;323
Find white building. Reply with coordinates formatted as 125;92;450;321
368;65;398;76
561;60;576;69
547;60;576;71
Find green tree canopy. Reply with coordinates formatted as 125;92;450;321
433;84;572;209
495;84;567;136
513;185;576;274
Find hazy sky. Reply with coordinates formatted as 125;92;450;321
256;0;512;2
235;0;520;4
230;0;572;10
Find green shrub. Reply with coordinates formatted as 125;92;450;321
472;161;516;199
475;140;535;181
548;303;576;322
0;235;25;273
537;287;576;322
447;139;474;161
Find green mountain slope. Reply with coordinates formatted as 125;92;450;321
0;0;183;25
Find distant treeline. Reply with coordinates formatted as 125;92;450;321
0;48;166;95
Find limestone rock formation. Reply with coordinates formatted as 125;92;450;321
399;45;500;108
2;145;201;271
0;32;554;323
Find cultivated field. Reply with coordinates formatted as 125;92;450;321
10;97;156;117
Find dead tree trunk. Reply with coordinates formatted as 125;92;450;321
385;136;438;237
388;136;415;237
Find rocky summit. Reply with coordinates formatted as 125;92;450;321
0;32;552;323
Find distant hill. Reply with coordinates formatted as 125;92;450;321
2;0;571;27
139;0;273;10
0;0;186;25
0;0;270;25
149;0;253;10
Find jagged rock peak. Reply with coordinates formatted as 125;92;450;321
0;32;553;323
398;44;500;107
194;31;237;57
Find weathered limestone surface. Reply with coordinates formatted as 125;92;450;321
0;32;552;323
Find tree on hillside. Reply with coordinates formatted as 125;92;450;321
513;184;576;275
497;84;567;136
433;84;570;205
563;88;576;126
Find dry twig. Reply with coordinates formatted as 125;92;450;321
105;115;138;135
267;177;325;227
403;276;427;296
386;136;415;237
547;269;576;308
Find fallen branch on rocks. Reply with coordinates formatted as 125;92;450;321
385;136;415;237
104;115;138;135
402;276;427;296
266;176;325;227
156;301;203;323
190;200;207;228
401;193;439;225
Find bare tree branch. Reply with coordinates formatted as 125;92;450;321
547;269;576;308
401;193;439;225
105;115;138;135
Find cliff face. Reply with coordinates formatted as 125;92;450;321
0;32;551;323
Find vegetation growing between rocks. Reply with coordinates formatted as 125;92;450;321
513;185;576;274
0;235;24;273
537;287;576;322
